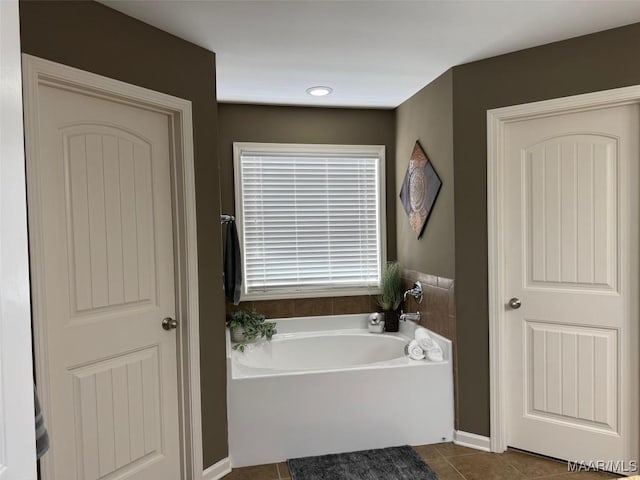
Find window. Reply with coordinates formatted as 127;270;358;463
233;142;386;300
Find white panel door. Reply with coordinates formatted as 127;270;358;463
0;1;37;478
30;80;181;480
504;104;639;466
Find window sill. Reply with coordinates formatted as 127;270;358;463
240;287;382;302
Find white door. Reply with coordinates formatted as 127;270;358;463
28;76;182;480
0;2;37;478
504;104;639;467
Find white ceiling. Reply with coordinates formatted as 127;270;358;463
100;0;640;108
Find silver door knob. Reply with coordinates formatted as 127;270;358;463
162;317;178;330
508;298;522;309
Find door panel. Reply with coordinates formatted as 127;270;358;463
31;82;181;480
525;135;617;291
70;346;162;479
64;126;157;317
505;104;638;466
525;321;618;432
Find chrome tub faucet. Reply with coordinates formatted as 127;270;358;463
401;281;424;322
403;281;423;304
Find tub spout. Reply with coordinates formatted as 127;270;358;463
399;311;421;322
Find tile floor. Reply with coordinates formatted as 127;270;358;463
222;442;619;480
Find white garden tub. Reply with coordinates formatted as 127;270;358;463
226;314;454;467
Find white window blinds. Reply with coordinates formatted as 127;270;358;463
234;143;386;299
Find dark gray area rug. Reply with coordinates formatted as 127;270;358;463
287;445;438;480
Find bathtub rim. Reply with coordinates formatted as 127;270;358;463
225;313;452;379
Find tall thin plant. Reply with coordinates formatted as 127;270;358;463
378;262;402;311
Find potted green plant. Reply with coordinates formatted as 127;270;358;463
226;309;277;351
378;262;403;332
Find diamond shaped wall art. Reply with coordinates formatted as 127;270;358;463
399;141;442;239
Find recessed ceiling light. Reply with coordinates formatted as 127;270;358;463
306;86;333;97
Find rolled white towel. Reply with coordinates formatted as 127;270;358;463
426;348;444;362
407;340;425;360
414;327;444;362
414;327;436;350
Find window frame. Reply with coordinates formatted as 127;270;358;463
233;142;387;301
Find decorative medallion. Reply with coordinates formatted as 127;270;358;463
399;141;442;239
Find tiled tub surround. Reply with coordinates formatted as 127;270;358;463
226;314;454;467
225;294;378;319
401;270;456;341
401;269;458;427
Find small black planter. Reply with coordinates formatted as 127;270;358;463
383;310;400;332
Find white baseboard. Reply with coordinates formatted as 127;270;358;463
453;430;491;452
203;457;231;480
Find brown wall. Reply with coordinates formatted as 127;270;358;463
394;72;456;429
395;70;454;279
19;1;227;467
452;22;640;436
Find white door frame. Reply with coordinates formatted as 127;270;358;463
487;85;640;457
0;3;37;479
22;55;210;480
